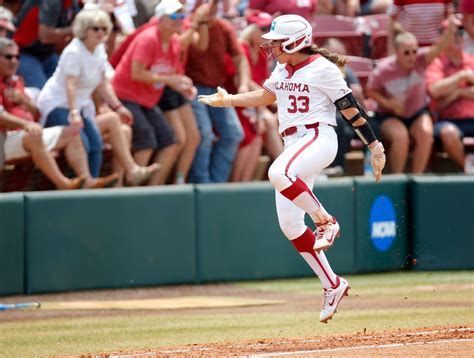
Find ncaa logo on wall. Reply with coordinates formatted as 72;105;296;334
369;195;396;252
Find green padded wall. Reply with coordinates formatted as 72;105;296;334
195;179;355;283
411;176;474;270
25;187;195;293
354;175;409;273
0;193;24;295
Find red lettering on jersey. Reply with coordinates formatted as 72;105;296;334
276;82;310;93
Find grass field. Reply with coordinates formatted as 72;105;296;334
0;271;472;357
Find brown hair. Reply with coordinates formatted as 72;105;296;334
302;45;348;68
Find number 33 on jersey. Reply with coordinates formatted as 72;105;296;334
263;54;351;134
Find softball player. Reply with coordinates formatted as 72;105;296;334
199;14;386;323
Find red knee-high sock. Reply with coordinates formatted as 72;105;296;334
280;178;331;223
290;227;338;289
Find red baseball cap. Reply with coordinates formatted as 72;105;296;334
460;0;474;14
246;10;273;28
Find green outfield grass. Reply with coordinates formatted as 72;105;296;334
0;271;473;357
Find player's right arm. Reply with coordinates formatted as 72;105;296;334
198;87;276;108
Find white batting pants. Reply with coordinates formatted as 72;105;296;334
269;124;338;240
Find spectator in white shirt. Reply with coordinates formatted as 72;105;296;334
37;8;158;186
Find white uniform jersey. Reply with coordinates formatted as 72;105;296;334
263;54;351;133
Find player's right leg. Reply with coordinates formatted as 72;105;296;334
275;191;349;322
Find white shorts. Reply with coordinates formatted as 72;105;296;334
4;126;64;161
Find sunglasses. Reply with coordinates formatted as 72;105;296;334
260;26;270;32
168;13;187;20
91;26;108;32
403;48;417;56
1;54;19;61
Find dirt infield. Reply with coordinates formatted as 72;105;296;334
103;326;473;357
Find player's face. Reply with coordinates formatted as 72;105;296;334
260;40;286;62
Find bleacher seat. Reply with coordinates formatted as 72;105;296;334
313;15;368;57
363;14;390;59
346;55;374;92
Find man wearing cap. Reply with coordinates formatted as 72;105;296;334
460;0;474;54
186;0;249;184
112;0;199;185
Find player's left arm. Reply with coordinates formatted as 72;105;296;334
335;92;386;181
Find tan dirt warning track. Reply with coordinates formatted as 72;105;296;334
91;326;474;357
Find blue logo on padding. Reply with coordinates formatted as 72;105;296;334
271;21;276;31
369;195;396;252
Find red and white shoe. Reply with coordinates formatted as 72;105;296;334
319;276;350;323
313;217;340;251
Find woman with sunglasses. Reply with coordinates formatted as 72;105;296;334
366;22;454;174
199;14;386;323
37;7;160;187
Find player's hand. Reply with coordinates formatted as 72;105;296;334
198;86;233;107
369;141;386;182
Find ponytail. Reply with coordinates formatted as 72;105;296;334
301;45;348;69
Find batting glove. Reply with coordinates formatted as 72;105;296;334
198;87;233;107
369;141;386;182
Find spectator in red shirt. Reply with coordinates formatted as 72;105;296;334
426;18;474;172
186;0;249;183
366;26;452;173
0;37;118;189
225;10;283;182
112;0;196;185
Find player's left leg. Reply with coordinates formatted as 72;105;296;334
268;125;340;251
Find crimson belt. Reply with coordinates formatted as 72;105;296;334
280;122;320;138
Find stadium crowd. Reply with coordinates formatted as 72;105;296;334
0;0;472;191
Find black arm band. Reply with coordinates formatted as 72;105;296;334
353;121;377;145
335;92;368;124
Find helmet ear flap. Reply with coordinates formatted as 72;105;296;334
282;33;312;54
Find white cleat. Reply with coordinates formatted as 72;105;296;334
319;276;350;323
313;217;340;251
